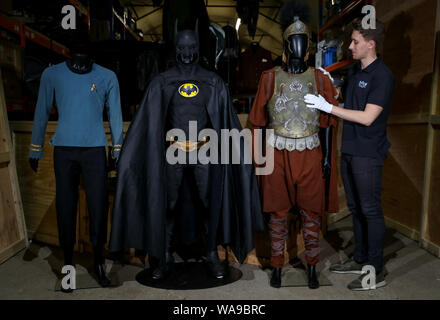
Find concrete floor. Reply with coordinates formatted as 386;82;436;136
1;216;440;300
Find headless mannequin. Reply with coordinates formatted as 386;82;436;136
269;34;333;289
66;53;93;74
29;48;110;292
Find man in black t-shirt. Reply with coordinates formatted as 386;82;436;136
304;18;395;290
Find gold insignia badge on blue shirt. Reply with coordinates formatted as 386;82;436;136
178;83;199;97
91;83;97;92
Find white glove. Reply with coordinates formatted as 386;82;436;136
304;94;334;114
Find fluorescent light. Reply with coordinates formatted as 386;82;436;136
235;18;241;31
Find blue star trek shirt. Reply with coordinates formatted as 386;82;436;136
29;62;123;159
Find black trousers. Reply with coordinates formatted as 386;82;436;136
166;162;214;250
166;162;210;210
53;146;108;250
340;153;385;274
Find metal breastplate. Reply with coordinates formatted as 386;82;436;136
267;67;320;138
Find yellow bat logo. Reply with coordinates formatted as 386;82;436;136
178;83;199;97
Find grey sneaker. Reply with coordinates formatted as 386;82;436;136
329;258;366;274
348;269;387;291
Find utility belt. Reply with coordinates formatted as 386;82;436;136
267;132;320;152
169;137;208;152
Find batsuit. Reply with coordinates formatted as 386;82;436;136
109;64;264;264
249;66;339;267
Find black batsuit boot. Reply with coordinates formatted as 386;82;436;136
151;222;175;280
151;251;174;280
93;247;111;287
205;249;225;279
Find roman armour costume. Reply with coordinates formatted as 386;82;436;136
249;0;339;289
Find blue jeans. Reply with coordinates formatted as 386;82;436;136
340;153;385;274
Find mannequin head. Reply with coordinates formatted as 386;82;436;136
69;32;91;56
174;20;199;65
280;1;312;74
175;30;199;65
283;33;309;74
67;30;93;74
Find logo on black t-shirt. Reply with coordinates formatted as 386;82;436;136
358;81;368;89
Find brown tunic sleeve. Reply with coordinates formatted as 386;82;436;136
248;68;276;128
316;69;339;129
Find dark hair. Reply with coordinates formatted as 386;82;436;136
352;18;385;48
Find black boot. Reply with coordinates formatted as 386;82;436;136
63;246;73;266
307;264;319;289
270;268;282;288
205;250;225;279
151;252;174;280
61;246;74;293
94;263;111;287
93;247;111;287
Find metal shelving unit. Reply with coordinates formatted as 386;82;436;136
318;0;372;72
112;7;141;41
0;14;70;58
68;0;90;26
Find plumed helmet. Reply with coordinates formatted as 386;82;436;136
280;0;312;52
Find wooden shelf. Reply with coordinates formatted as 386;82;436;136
0;152;10;164
325;58;355;72
430;115;440;125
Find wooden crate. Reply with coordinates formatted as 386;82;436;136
0;70;27;264
10;121;129;250
12;122;65;247
218;213;307;267
382;124;428;233
375;0;440;257
426;127;440;247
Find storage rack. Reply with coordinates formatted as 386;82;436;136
0;0;142;60
318;0;372;72
112;7;142;41
68;0;91;26
0;14;70;58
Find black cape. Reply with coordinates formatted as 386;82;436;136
109;65;264;263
